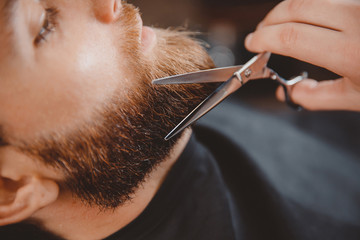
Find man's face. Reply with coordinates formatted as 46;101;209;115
0;0;145;140
0;0;215;209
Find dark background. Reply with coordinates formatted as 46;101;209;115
130;0;339;111
128;0;359;154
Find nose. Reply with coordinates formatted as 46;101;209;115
93;0;122;23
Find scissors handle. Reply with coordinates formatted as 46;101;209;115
229;53;307;112
269;70;308;111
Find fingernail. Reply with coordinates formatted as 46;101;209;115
245;33;253;48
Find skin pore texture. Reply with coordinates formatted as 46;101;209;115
0;0;217;239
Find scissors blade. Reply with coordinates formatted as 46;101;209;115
162;52;273;140
165;76;242;140
152;65;242;85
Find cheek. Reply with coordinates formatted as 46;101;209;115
0;32;133;140
0;70;100;139
73;30;134;96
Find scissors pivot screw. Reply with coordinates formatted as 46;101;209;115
270;73;277;81
245;68;252;78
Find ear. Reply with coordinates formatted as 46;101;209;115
93;0;122;23
0;147;59;226
0;176;59;226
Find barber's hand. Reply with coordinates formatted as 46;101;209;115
245;0;360;111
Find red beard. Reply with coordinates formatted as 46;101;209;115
19;3;217;209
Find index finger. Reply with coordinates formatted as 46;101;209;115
259;0;354;32
245;22;350;78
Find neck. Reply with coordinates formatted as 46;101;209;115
32;129;192;240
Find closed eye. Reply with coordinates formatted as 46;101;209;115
34;7;59;46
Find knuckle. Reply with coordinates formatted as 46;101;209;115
278;24;299;50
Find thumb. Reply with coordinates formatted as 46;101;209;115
276;78;360;111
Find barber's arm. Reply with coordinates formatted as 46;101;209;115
245;0;360;111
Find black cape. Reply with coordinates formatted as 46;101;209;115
105;100;360;240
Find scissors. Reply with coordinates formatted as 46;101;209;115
152;52;308;140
